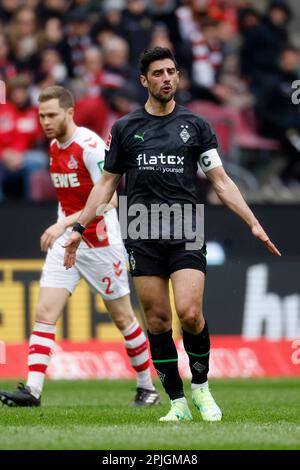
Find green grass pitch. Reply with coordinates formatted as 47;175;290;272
0;378;299;450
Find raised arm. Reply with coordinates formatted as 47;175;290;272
206;166;281;256
63;170;122;268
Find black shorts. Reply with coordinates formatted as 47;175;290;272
126;240;207;277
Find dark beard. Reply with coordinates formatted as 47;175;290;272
151;90;175;103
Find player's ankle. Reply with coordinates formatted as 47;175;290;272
172;396;187;405
26;385;41;399
191;381;209;391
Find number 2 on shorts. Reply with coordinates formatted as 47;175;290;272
102;276;114;295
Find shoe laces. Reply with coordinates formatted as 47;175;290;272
17;383;32;394
135;388;148;401
135;388;156;400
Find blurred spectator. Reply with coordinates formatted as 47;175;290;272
43;16;65;46
119;0;153;66
148;23;174;51
101;35;132;90
40;17;73;77
29;43;68;102
73;36;138;138
102;84;139;138
189;15;252;109
37;0;71;23
69;0;102;22
29;72;57;106
239;0;291;93
66;7;92;77
257;46;300;184
176;0;211;42
208;0;237;31
148;0;182;50
0;0;20;25
190;17;228;103
0;32;16;81
91;0;125;47
0;75;47;200
176;68;193;105
7;6;40;75
71;49;110;139
24;0;41;9
239;6;261;81
176;0;237;36
38;47;68;85
191;18;223;90
74;91;110;140
80;46;104;97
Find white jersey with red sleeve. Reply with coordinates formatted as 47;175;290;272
49;126;121;248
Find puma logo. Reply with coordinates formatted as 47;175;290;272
134;132;145;142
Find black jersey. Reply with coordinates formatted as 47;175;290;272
104;104;218;243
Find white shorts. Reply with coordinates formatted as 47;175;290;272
40;231;130;300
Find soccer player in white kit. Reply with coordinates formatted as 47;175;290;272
0;86;160;407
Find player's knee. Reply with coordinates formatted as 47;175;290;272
146;308;171;334
113;312;134;330
106;300;135;330
35;302;55;323
177;305;204;331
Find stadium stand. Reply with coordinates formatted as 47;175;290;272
0;0;299;203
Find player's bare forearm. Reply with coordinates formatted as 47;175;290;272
110;191;118;208
208;168;257;226
64;191;117;229
77;171;122;228
63;210;84;228
207;166;281;256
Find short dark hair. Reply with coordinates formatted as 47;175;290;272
139;47;178;76
280;44;299;55
38;86;74;109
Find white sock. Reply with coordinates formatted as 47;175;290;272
26;321;56;399
121;319;154;391
172;397;188;405
191;381;209;392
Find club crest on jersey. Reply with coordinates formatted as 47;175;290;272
105;133;112;151
67;154;78;170
129;251;136;271
179;125;190;143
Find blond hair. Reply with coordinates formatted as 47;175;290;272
38;86;74;109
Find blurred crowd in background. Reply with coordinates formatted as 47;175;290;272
0;0;300;203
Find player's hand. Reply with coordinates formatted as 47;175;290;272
63;232;82;269
40;221;67;252
251;222;281;256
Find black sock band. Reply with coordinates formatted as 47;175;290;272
182;322;210;384
148;329;184;400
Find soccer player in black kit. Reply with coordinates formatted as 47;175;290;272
64;48;281;422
